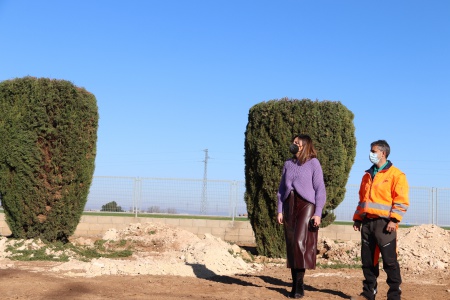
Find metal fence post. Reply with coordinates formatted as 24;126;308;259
133;178;142;218
431;187;435;225
231;181;237;224
434;187;437;225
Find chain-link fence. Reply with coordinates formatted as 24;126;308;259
86;177;247;220
86;177;450;227
332;185;450;226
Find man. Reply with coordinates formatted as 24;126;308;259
351;140;409;300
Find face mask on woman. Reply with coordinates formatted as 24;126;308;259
289;144;299;155
369;152;380;164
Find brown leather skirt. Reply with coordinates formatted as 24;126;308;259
283;190;318;269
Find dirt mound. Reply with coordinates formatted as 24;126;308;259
51;222;261;278
398;224;450;274
317;224;450;276
0;223;448;279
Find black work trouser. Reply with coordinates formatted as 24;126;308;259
360;218;402;300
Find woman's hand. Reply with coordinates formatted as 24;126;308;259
311;215;321;227
277;212;283;224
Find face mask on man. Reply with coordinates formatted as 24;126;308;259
289;144;299;155
369;152;380;164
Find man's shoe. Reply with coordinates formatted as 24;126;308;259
287;292;303;299
350;294;371;300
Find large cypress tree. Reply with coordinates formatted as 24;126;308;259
244;98;356;257
0;77;98;242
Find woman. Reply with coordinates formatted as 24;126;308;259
277;134;326;299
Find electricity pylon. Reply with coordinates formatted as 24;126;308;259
201;149;210;214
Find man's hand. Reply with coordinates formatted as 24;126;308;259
353;221;362;231
386;221;397;233
277;212;283;224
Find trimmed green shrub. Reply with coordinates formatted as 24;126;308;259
0;77;98;242
244;98;356;257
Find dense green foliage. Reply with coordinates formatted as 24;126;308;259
0;77;98;242
244;98;356;257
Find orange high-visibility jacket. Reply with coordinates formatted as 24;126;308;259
353;162;409;222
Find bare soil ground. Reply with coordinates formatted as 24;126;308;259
0;223;448;300
0;263;448;299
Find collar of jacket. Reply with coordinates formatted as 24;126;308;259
365;160;393;174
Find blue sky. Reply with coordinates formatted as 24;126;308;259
1;0;449;188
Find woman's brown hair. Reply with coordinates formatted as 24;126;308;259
292;134;317;164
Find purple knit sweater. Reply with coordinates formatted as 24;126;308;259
277;158;326;216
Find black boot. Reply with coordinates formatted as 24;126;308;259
288;269;305;299
296;269;305;298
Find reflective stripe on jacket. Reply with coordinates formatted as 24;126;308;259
353;161;409;222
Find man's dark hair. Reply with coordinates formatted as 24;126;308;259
371;140;390;158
